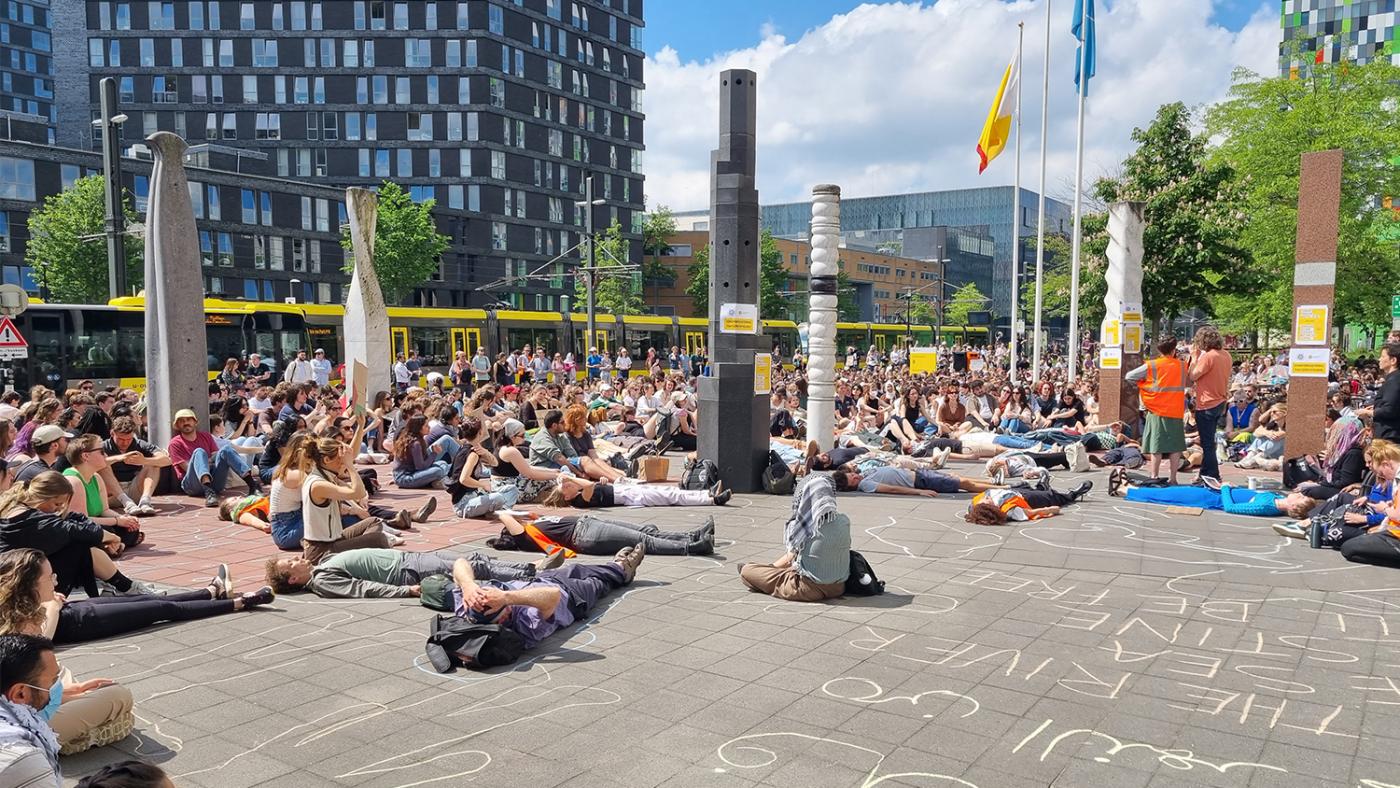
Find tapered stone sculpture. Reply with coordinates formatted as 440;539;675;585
807;185;841;451
697;69;769;492
343;187;390;401
142;132;209;447
1098;201;1145;429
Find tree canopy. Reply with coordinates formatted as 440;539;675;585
574;219;643;316
26;175;143;303
341;181;449;305
943;282;990;326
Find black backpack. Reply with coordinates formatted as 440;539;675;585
424;614;525;672
761;450;795;495
844;550;885;596
680;458;720;490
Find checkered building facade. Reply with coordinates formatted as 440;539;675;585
1281;0;1398;72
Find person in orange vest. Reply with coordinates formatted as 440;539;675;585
963;481;1094;525
1125;338;1189;484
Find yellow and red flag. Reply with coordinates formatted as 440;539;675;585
976;49;1020;174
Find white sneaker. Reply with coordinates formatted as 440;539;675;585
1066;443;1090;473
120;580;166;596
122;500;142;516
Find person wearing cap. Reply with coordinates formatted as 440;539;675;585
310;349;333;387
245;353;273;386
283;349;316;385
168;409;262;507
14;425;74;486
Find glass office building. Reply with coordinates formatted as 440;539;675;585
1281;0;1396;72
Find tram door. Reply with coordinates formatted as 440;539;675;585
683;331;705;355
391;327;410;364
875;334;887;354
594;329;609;355
451;328;482;358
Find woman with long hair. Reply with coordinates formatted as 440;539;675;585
542;474;730;509
220;396;262;449
0;472;154;597
449;416;516;518
9;398;61;461
0;421;15;492
62;436;143;549
998;387;1034;434
963;483;1092;525
562;404;626;482
491;419;565;503
301;417;398;563
392;414;452;489
217;358;244;391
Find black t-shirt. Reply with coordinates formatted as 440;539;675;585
15;454;67;483
836;395;855;418
569;432;594;456
824;446;869;470
102;436;157;483
568;483;614;508
446;444;492;504
77;409;111;442
492;515;578;552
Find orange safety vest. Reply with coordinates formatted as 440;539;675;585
971;490;1051;520
521;523;577;559
1138;356;1187;419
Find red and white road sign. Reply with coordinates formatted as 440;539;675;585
0;317;28;360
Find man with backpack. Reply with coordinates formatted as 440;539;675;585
738;475;854;602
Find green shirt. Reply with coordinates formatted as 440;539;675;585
62;469;103;517
307;548;409;598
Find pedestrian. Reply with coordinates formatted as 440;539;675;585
310;349;333;388
1372;343;1400;443
1126;338;1189;485
1188;326;1231;487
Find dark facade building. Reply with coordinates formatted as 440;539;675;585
46;0;646;307
0;0;55;143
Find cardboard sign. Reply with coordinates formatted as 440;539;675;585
720;302;758;334
1288;347;1328;377
753;353;771;394
348;360;369;415
909;348;939;375
1099;347;1122;369
1294;304;1329;346
1123;322;1143;355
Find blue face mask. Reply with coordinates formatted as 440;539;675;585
24;679;62;721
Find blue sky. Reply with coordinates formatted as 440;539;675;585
645;0;1271;62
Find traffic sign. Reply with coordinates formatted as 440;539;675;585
1392;295;1400;318
0;316;28;360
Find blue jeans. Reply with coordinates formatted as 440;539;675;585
430;435;460;463
180;445;250;496
999;418;1029;434
1194;402;1226;480
993;435;1038;450
270;510;303;550
395;461;449;489
453;483;520;518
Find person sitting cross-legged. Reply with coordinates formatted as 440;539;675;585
739;474;849;602
100;416;170;517
168;409;263;507
451;544;647;652
265;547;565;598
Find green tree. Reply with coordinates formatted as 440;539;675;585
641;205;676;257
685;243;710;315
758;229;790;319
574;219;643;316
943;282;990;326
26;175;143;303
1099;102;1253;329
836;267;860;321
341;181;449;305
1019;224;1109;331
1206;55;1400;333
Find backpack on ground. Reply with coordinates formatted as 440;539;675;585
680;458;720;490
424;614;525;672
761;450;795;495
844;550;885;596
418;574;454;611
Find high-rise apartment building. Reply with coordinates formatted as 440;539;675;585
49;0;646;308
0;0;55;142
1281;0;1397;72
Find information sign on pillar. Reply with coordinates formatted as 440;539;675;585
1098;202;1146;431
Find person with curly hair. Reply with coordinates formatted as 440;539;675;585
963;481;1093;525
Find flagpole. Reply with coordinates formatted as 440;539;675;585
1032;0;1051;378
1066;0;1088;384
1009;22;1024;378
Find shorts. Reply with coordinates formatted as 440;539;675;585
914;470;962;494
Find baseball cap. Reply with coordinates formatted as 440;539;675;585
501;385;519;395
32;425;75;447
172;408;198;423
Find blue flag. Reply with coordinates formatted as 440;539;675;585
1072;0;1096;96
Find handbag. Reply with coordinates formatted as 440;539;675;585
1282;455;1323;489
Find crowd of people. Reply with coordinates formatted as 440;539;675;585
0;320;1394;785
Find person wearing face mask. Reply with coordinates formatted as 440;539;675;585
0;634;64;786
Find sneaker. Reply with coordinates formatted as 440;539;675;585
392;510;414;531
414;496;437;523
1069;480;1093;501
612;541;646;583
243;474;264;495
1088;454;1107;468
121;580;165;596
990;467;1006;486
712;488;732;506
240;586;275;608
1199;475;1222;491
208;563;232;599
626;441;656;461
122;500;142;516
1066;443;1090;473
203;491;221;508
1272;522;1307;539
534;548;567;573
136;503;157;517
933;447;951;469
1031;467;1053;491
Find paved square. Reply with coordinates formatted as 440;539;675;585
58;465;1400;788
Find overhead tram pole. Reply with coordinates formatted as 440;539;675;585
1032;0;1052;377
1009;21;1024;376
575;174;605;354
97;77;130;300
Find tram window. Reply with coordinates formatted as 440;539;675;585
625;329;669;361
505;328;555;355
206;324;246;373
69;310;143;381
411;327;450;367
28;313;66;390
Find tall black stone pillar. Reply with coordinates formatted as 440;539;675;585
698;69;768;493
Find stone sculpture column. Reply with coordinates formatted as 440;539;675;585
1284;150;1343;460
343;187;391;401
1098;201;1145;431
142;132;209;447
807;184;841;451
698;69;769;493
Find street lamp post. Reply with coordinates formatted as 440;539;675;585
94;77;129;300
574;174;606;355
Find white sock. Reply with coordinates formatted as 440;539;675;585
118;494;135;507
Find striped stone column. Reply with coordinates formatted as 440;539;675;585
808;185;841;450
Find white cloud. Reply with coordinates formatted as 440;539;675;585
640;0;1279;212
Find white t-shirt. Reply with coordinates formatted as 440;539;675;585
617;354;633;371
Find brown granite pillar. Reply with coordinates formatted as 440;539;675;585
1284;149;1343;461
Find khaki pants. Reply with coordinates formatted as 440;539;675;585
51;679;134;753
302;519;390;565
740;564;845;602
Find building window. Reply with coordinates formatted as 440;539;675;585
491;150;505;179
0;212;8;252
489;4;503;34
492;221;507;250
239;2;255;29
469;185;481;212
489;78;504;108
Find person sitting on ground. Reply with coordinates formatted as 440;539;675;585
830;466;996;498
62;436;143;550
487;511;715;556
1297;416;1367;500
1235;402;1287;471
543;474;731;508
76;760;174;788
266;547;563;598
1106;466;1319;518
739;474;850;602
0;633;64;787
100;417;168;517
449;417;517;518
964;481;1093;525
392;414;454;490
451;544;647;652
13;425;72;486
0;472;155;598
528;409;585;474
168;409;262;507
561;404;627;483
491;419;564;504
1275;439;1397;547
300;419;402;564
